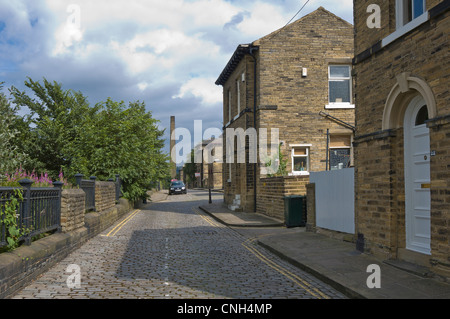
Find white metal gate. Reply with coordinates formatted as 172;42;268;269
310;168;355;234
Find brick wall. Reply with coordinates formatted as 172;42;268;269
354;131;398;260
220;7;354;213
354;2;450;133
210;162;223;190
428;117;450;276
354;0;444;55
353;1;449;278
256;7;355;174
223;113;257;212
257;176;309;220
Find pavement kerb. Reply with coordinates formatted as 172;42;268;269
256;239;367;299
133;193;450;299
198;206;234;227
198;203;372;299
198;206;284;228
197;204;364;298
151;194;168;203
146;190;169;204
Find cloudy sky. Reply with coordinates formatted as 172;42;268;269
0;0;353;161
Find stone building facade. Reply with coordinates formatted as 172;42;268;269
197;138;223;190
353;0;449;279
216;7;354;214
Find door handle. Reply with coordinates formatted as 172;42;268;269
421;183;431;189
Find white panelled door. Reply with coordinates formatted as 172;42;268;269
404;96;431;255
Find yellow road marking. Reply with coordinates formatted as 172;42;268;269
192;207;220;227
104;209;140;237
241;237;329;299
192;207;330;299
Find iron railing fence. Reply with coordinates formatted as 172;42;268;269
75;174;121;209
0;180;63;249
115;174;122;202
27;187;62;238
75;174;96;212
1;174;122;249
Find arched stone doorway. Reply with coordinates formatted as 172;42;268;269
403;95;431;255
382;74;436;257
382;73;437;130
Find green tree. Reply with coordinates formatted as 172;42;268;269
9;77;97;179
9;77;170;202
0;83;28;174
75;98;170;202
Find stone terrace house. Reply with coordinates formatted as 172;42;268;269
353;0;449;279
183;138;223;189
215;7;354;217
197;137;223;190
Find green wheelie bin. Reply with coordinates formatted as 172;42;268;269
283;195;307;228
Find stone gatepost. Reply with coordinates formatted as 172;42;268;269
306;183;316;232
60;189;86;233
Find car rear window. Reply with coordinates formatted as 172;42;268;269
171;182;184;186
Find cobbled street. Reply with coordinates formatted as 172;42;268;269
12;190;346;299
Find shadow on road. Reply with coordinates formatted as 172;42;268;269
113;192;312;299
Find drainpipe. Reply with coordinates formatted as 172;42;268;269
248;45;259;212
326;129;329;171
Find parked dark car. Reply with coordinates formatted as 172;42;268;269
169;181;187;195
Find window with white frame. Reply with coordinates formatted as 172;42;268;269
291;146;310;175
396;0;426;29
327;65;353;108
329;135;352;170
383;0;428;47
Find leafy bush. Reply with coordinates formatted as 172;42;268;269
0;189;29;251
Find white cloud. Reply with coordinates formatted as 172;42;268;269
173;77;223;106
109;28;222;79
236;3;289;38
41;1;299;75
45;0;237;32
137;82;149;91
2;0;354;157
52;22;83;56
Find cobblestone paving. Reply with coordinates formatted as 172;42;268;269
12;191;346;299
